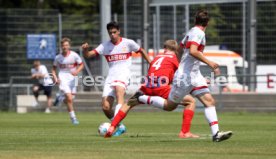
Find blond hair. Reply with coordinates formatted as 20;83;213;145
163;40;178;52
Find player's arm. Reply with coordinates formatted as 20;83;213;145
81;43;98;58
36;73;45;78
31;73;37;79
177;44;184;62
35;66;49;79
189;44;219;70
71;63;84;76
31;73;44;79
51;66;59;84
138;48;151;63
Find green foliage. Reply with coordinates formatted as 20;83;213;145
189;4;225;45
256;1;276;64
0;0;98;15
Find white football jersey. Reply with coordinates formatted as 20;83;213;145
168;27;209;103
31;65;53;86
178;26;206;78
94;37;141;84
53;51;83;83
53;51;83;73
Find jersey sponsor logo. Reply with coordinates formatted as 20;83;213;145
58;63;77;69
105;53;131;62
122;46;127;52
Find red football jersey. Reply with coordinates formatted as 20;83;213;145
140;50;178;99
146;51;179;86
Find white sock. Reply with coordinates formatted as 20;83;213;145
114;104;122;116
138;95;165;109
69;111;77;119
204;106;219;136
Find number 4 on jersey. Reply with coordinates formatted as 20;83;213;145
152;57;165;70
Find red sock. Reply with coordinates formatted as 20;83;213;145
181;109;194;133
111;110;126;127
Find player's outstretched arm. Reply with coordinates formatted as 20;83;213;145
139;48;151;63
71;63;84;76
81;43;98;58
51;66;59;84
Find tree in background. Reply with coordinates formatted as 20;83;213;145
0;0;98;14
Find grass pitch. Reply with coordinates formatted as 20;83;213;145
0;111;276;159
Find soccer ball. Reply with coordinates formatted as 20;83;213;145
98;122;111;136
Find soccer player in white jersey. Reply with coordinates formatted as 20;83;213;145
82;21;151;136
31;60;53;113
131;10;233;142
52;37;84;125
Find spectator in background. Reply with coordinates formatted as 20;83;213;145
31;60;53;113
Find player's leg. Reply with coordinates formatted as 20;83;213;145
105;91;140;138
136;85;188;111
112;90;141;127
104;103;131;138
60;82;79;124
178;95;199;138
102;83;127;136
102;83;116;120
196;92;232;142
64;93;74;111
32;84;40;106
63;92;78;124
102;96;115;120
192;73;232;141
137;95;167;109
112;85;128;136
114;85;126;116
44;86;52;113
53;90;64;106
64;92;78;124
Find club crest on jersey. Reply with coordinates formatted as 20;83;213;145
122;46;127;52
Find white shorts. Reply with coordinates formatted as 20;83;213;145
168;72;210;103
102;80;129;98
58;72;77;94
59;83;77;95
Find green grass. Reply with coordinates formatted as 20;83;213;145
0;111;276;159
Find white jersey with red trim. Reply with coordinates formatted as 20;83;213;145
178;26;206;78
53;51;83;73
168;26;209;103
94;37;141;84
53;51;83;88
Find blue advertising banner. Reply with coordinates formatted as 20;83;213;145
27;34;56;59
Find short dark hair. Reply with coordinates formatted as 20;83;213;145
61;37;71;45
195;9;209;27
106;21;120;30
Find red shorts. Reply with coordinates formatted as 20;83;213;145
140;85;171;99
